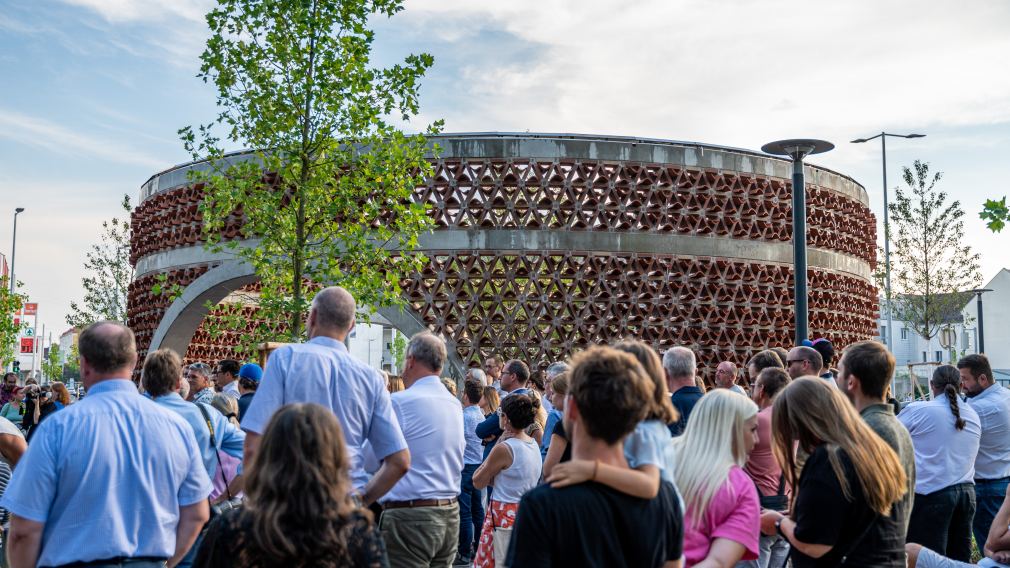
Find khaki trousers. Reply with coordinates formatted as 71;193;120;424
379;502;460;568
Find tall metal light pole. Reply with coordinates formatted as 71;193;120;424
9;207;24;293
850;132;925;351
969;288;993;353
761;139;834;346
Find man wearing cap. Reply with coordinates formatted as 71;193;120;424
236;363;261;423
810;338;836;381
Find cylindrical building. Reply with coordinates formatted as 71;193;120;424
128;133;877;378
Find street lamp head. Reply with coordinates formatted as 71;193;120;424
14;208;24;214
905;134;926;138
850;138;868;144
970;288;994;295
762;139;834;161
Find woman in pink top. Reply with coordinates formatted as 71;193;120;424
673;389;761;567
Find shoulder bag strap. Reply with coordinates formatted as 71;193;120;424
196;403;232;499
839;514;878;564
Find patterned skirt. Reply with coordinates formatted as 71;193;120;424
473;499;519;568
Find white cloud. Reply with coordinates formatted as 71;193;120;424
0;109;167;169
57;0;210;24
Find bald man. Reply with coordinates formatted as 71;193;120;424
241;287;410;506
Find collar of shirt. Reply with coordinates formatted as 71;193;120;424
975;383;1004;400
86;378;138;396
308;336;348;351
860;402;895;418
407;375;442;390
153;392;185;403
672;386;703;396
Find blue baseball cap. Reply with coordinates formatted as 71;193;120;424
238;363;263;383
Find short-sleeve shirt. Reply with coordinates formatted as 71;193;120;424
624;419;675;483
241;337;407;490
965;384;1010;480
744;406;788;499
790;445;905;567
898;397;981;494
381;376;465;502
0;379;212;567
506;480;683;568
682;465;760;565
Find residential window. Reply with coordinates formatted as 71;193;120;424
881;325;888;344
922;351;927;362
936;350;943;362
901;328;909;340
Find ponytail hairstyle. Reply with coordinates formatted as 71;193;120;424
931;365;966;431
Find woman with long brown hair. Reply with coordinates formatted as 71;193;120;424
194;403;387;567
760;377;908;567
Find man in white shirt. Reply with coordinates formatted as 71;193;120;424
714;361;747;396
380;332;466;568
214;359;242;400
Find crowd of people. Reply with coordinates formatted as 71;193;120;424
0;285;1007;568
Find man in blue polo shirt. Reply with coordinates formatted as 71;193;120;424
663;347;702;436
1;322;211;568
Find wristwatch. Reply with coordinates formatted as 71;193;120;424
775;517;786;538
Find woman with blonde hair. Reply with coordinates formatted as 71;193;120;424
759;378;908;567
675;388;761;566
194;403;387;567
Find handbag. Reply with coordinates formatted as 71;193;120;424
758;474;789;512
491;505;512;568
197;404;243;518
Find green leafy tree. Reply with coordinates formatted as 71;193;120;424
67;195;134;328
981;197;1009;232
179;0;440;354
0;277;26;369
42;344;62;382
890;160;981;342
64;342;80;380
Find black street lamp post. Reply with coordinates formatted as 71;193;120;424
761;139;834;346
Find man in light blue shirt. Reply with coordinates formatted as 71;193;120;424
1;322;211;568
961;354;1010;546
458;378;487;563
242;287;409;506
379;332;465;568
144;348;246;568
144;349;245;492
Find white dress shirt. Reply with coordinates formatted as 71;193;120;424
381;375;465;502
898;397;981;494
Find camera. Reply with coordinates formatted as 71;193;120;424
25;385;40;400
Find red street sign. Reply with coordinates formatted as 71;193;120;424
19;338;33;354
22;303;37;316
12;318;19;327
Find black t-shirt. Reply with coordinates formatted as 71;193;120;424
506;480;683;568
791;445;905;568
549;420;573;464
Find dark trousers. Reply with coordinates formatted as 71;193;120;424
973;478;1010;549
458;463;485;557
907;482;976;562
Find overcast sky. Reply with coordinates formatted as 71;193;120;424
1;0;1008;347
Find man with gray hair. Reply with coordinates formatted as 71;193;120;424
379;332;465;568
663;347;702;436
466;367;487;386
242;286;409;506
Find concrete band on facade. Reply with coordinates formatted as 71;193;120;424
127;133;878;379
134;230;871;281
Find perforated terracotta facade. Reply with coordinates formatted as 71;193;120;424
128;134;878;378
